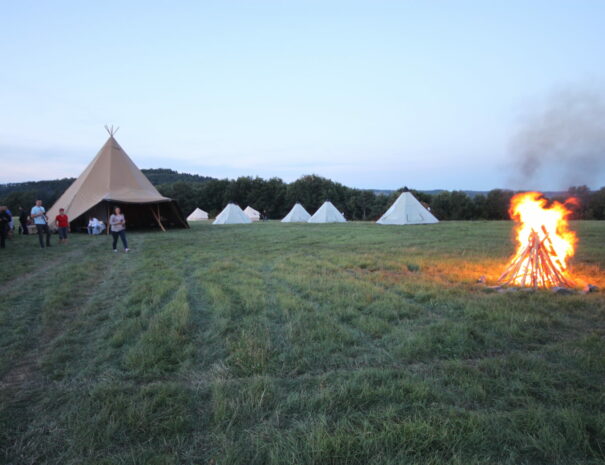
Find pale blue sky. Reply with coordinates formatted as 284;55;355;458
1;1;604;190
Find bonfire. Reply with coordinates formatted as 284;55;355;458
498;192;577;289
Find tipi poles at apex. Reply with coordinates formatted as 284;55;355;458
104;124;120;137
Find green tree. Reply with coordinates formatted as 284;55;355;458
448;191;475;220
567;185;592;219
431;191;453;220
1;190;37;213
472;194;487;219
588;187;605;220
483;189;514;220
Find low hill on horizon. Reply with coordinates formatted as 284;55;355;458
4;169;564;200
2;169;601;221
374;189;569;199
0;169;216;208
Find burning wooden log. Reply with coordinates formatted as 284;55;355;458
498;192;577;289
498;228;574;288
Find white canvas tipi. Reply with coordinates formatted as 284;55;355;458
308;201;346;223
187;208;208;221
213;203;252;225
377;192;438;225
281;203;311;223
244;206;261;221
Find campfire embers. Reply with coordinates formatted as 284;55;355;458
498;192;577;289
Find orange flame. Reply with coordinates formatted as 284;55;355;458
499;192;577;288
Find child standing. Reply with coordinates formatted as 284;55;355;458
55;208;70;244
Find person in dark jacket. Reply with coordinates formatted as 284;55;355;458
0;206;11;249
18;207;29;235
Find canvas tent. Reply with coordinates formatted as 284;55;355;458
213;203;252;225
187;208;209;221
377;192;439;225
244;206;261;221
47;129;188;231
308;201;347;223
281;203;311;223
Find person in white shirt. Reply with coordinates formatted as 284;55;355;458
87;217;105;235
31;200;51;248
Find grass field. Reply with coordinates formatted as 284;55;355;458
1;221;604;465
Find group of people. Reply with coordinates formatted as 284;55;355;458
0;200;130;252
0;206;32;248
88;217;105;235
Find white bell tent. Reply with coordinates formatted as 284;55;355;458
244;206;261;221
377;192;438;225
186;207;209;221
308;201;346;223
213;203;252;225
281;203;311;223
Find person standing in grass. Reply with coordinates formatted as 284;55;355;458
0;206;11;249
109;207;129;253
6;208;14;237
54;208;69;244
31;200;51;248
18;207;29;235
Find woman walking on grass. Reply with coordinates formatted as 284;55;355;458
109;207;129;253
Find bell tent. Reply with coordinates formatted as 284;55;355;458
308;201;347;223
377;192;438;225
281;203;311;223
46;128;188;231
244;206;261;221
187;208;209;221
213;203;252;225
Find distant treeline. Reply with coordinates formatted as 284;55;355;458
158;175;390;220
429;186;605;220
142;168;215;185
158;179;605;220
1;168;604;220
0;178;75;210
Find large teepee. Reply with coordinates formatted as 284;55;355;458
377;192;438;225
187;208;209;221
281;203;311;223
47;128;188;231
244;206;261;221
308;201;347;223
213;203;252;225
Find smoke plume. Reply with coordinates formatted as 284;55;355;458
509;87;605;190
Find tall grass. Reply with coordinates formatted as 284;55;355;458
1;221;604;464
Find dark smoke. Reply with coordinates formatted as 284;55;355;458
509;87;605;190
